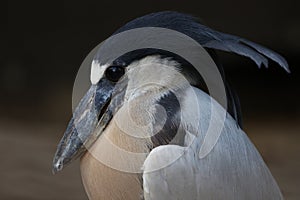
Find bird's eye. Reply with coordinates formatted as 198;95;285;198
105;66;125;82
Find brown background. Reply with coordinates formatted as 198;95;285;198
0;0;299;199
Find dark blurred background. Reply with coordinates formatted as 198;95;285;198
0;0;299;199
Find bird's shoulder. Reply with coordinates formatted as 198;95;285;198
142;87;283;200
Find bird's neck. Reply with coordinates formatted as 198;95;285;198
80;119;148;200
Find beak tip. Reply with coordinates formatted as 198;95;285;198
52;157;64;175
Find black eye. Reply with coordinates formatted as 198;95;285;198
105;66;125;82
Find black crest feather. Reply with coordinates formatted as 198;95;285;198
113;11;290;127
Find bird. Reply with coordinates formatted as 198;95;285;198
53;11;289;200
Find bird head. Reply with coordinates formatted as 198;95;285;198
52;11;289;174
52;51;191;174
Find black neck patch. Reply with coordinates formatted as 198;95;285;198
150;91;182;148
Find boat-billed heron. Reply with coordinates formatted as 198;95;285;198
53;11;289;199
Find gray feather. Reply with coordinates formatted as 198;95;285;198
240;38;290;72
143;87;283;199
202;31;289;72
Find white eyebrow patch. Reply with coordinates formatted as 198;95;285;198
90;60;109;84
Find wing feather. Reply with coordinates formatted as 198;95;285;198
142;87;283;200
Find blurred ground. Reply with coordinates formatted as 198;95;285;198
0;120;88;200
0;116;299;200
244;119;300;199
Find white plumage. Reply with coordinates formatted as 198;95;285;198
143;87;282;200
